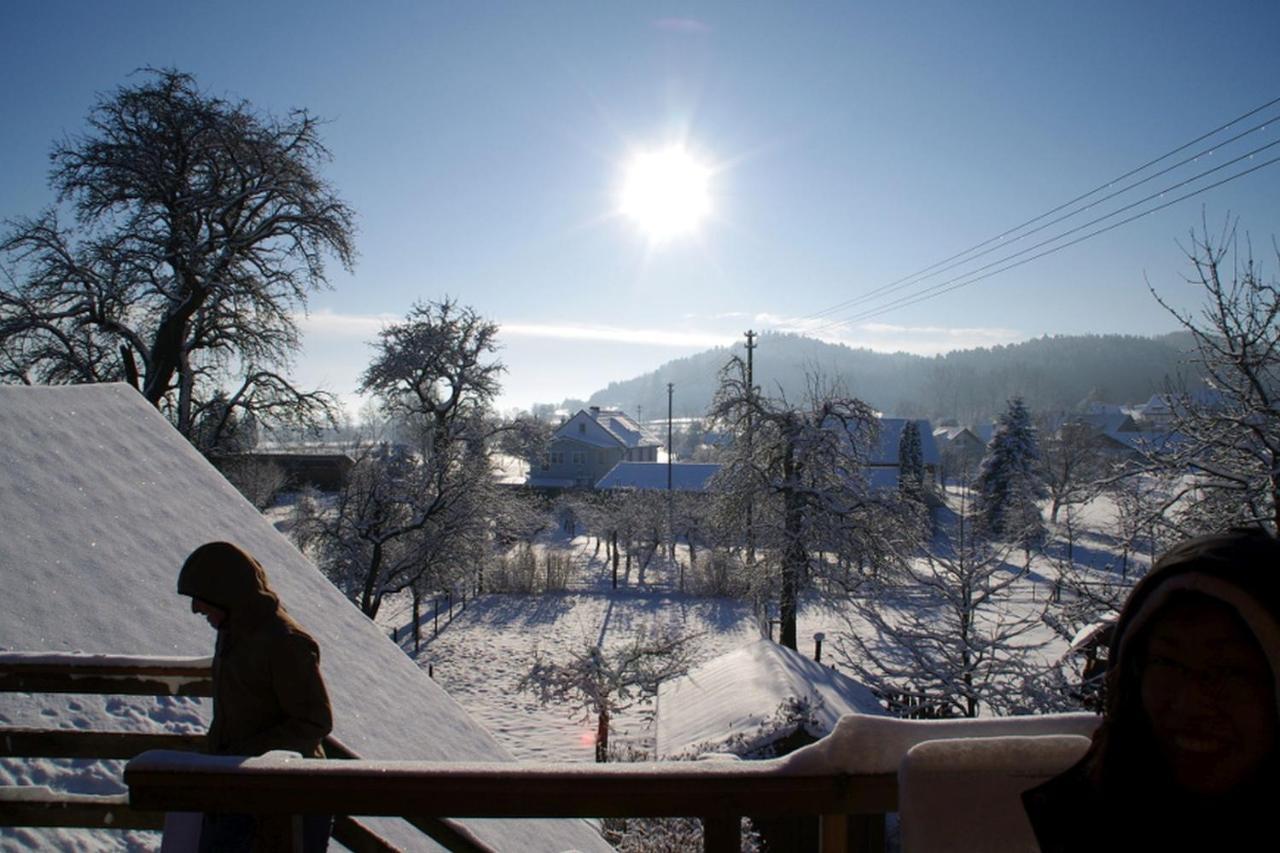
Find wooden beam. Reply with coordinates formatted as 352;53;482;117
0;655;212;697
702;815;740;853
0;790;164;830
0;727;204;759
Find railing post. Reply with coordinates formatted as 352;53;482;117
820;813;847;852
702;815;740;853
846;814;886;853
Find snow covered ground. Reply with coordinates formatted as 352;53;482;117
371;496;1136;764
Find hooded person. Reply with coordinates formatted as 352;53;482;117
178;541;334;851
1023;528;1280;852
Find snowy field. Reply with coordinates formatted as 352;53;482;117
369;491;1137;764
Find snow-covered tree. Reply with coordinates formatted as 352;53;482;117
521;627;698;762
292;438;494;618
838;504;1045;717
1038;420;1104;524
709;357;900;650
898;419;926;500
1145;220;1280;533
972;396;1046;545
0;69;353;444
293;299;513;617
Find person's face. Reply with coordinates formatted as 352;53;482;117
190;597;228;630
1140;598;1277;796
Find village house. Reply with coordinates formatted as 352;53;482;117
527;406;664;488
869;417;942;493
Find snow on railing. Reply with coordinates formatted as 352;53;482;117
0;651;214;696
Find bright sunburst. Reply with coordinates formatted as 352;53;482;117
618;145;712;242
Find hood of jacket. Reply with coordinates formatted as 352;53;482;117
178;541;282;627
1089;528;1280;791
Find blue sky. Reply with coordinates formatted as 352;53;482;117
3;1;1279;414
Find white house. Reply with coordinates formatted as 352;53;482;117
527;406;664;488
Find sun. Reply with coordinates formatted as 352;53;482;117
619;145;712;242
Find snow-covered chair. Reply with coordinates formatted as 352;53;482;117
898;734;1092;853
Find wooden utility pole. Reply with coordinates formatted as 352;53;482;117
744;330;757;568
667;382;676;574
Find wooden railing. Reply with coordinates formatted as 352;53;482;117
0;654;414;851
1;652;896;852
125;750;895;852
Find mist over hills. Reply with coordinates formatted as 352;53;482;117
555;332;1201;425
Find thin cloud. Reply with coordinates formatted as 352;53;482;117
859;322;1022;341
500;321;732;349
296;309;399;338
750;312;1024;355
652;17;711;34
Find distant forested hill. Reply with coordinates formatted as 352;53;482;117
565;332;1200;424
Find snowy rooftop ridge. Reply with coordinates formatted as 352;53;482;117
655;638;885;758
0;383;609;852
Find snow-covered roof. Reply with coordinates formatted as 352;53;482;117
0;384;608;852
655;639;885;758
595;462;721;491
932;426;983;447
871;418;941;466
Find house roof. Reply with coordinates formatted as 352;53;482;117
595;462;721;491
0;384;608;852
655;639;885;758
552;408;662;450
871;418;941;466
591;408;663;447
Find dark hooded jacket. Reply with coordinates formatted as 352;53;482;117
178;542;333;759
1023;529;1280;852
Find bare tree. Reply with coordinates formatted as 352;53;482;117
521;627;698;762
1039;420;1105;524
1146;220;1280;533
293;299;511;617
360;297;503;454
838;501;1045;718
0;69;355;444
292;440;493;618
709;357;898;650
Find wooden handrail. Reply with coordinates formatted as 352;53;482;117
125;751;896;818
124;751;895;853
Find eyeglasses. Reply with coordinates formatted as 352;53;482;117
1143;653;1272;700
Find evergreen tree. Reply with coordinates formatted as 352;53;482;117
972;396;1046;543
898;420;926;499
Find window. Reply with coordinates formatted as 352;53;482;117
571;451;586;465
578;422;586;434
550;451;564;465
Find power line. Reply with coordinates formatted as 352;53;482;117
821;151;1280;329
800;94;1280;322
816;113;1280;317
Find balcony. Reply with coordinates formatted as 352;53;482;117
1;651;1097;852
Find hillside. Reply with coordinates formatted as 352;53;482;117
570;331;1200;424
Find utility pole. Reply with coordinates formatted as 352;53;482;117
744;330;757;569
667;382;676;576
